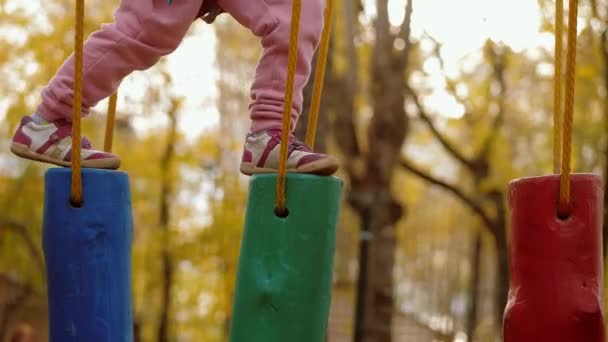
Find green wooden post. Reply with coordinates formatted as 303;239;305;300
229;174;343;342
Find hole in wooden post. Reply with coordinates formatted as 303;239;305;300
274;207;289;218
70;198;84;208
557;201;571;221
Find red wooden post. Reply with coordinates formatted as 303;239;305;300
503;174;605;341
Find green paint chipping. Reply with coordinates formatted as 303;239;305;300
230;174;343;342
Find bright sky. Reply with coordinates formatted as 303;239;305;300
129;0;548;140
406;0;546;55
380;0;548;119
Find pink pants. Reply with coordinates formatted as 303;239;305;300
37;0;324;133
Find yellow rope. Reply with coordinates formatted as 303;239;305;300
71;0;85;206
275;0;302;215
305;0;334;149
104;92;118;152
559;0;578;216
553;0;563;174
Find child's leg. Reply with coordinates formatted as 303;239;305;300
222;0;338;175
37;0;204;121
219;0;324;133
12;0;204;169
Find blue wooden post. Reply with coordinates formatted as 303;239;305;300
43;168;133;342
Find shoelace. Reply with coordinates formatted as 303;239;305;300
51;120;92;149
268;130;312;156
289;136;311;150
81;137;92;149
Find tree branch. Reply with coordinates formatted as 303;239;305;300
0;220;44;274
332;0;362;177
477;103;504;162
424;34;472;109
399;0;414;65
406;85;476;171
399;158;496;233
414;38;507;168
0;274;40;296
590;0;598;19
477;43;507;161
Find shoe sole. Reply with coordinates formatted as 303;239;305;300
240;156;339;176
10;143;121;170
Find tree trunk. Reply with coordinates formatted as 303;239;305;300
354;211;372;342
493;228;509;327
295;49;330;153
366;210;398;339
604;143;608;261
489;189;509;326
157;247;173;342
355;2;410;339
328;0;413;340
350;191;402;342
601;27;608;260
157;103;179;342
466;231;482;341
133;319;142;342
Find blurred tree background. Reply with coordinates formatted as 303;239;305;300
1;0;608;341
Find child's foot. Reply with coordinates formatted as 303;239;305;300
10;116;121;169
240;129;339;176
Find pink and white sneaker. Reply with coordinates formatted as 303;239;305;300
240;129;339;176
10;116;121;170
